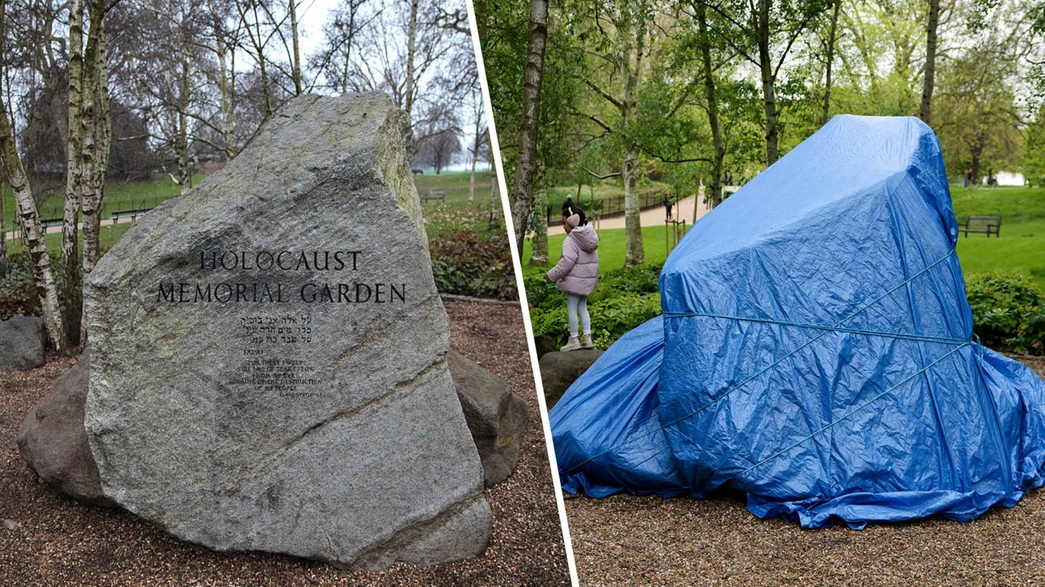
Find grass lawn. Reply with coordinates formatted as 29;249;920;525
951;186;1045;279
524;185;1045;280
3;174;206;233
6;171;499;256
523;224;680;276
414;171;493;205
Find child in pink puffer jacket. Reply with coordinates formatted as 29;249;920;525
545;204;600;351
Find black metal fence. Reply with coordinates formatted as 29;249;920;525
548;189;669;226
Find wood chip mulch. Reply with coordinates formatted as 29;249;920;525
0;300;570;586
565;356;1045;586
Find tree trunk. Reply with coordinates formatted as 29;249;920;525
919;0;940;124
469;153;477;202
758;0;780;166
82;4;108;348
60;0;85;351
211;2;235;160
469;106;482;202
0;0;6;278
622;11;646;267
823;0;841;125
698;2;724;209
622;144;643;266
342;10;356;94
177;59;190;190
404;0;419;119
0;97;65;352
529;186;548;265
509;0;549;255
0;177;7;277
489;160;500;230
289;0;302;96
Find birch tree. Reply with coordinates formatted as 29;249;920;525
0;0;65;349
509;0;548;255
59;0;87;348
529;182;548;265
574;0;655;266
80;0;113;347
309;0;376;93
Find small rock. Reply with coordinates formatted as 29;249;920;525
3;519;18;530
0;316;46;371
539;349;604;410
18;350;116;507
448;349;529;486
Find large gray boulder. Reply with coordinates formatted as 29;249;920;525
17;352;115;507
0;316;46;371
82;93;491;569
447;349;529;486
539;349;604;409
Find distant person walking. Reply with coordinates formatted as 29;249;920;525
964;169;973;188
545;205;600;351
664;194;673;220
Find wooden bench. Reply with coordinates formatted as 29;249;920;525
960;215;1001;237
110;208;153;222
40;217;63;229
421;189;445;202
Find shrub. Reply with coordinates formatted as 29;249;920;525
429;230;518;300
0;252;41;320
528;262;664;348
530;292;662;349
966;271;1045;355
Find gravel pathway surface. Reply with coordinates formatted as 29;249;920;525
0;300;569;586
565;357;1045;586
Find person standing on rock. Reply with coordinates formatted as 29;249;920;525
545;205;599;352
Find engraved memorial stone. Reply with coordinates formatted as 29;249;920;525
82;93;492;568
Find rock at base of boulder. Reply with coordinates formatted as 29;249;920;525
539;349;604;410
448;349;529;486
17;351;115;507
0;317;46;372
533;335;558;359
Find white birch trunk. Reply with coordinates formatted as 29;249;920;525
60;0;85;350
0;100;65;351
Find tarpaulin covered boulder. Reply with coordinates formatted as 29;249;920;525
551;115;1045;528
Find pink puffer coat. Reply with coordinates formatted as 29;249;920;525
546;224;599;296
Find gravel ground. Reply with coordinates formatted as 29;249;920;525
565;357;1045;586
0;300;570;586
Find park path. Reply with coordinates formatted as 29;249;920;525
3;216;138;243
547;193;713;235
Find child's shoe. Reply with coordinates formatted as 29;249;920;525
581;334;594;349
561;336;582;352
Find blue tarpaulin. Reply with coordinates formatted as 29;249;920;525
550;115;1045;528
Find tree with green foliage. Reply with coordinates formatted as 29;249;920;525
934;46;1021;182
572;0;659;266
1023;113;1045;187
477;0;582;254
703;0;830;166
